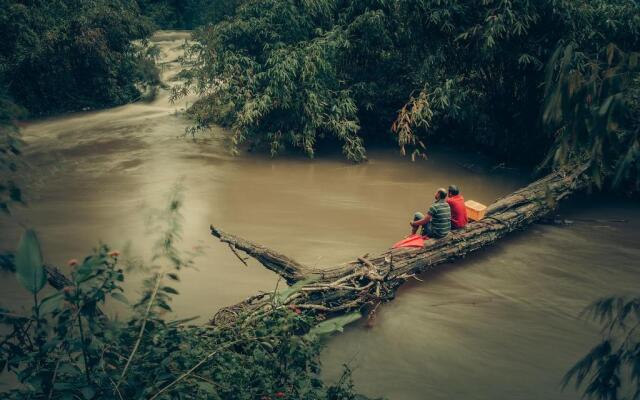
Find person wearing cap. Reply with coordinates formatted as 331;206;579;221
410;188;451;238
447;184;468;229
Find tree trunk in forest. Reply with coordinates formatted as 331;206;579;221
208;164;591;326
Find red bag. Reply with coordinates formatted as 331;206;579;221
392;234;426;249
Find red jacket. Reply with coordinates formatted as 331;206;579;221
447;194;468;229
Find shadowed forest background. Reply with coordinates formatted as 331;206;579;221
0;1;639;399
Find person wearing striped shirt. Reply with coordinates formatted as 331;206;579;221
410;188;451;238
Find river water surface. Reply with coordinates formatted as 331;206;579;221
1;31;638;400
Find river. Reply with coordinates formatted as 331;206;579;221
1;31;638;399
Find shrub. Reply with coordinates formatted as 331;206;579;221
0;0;159;116
176;0;640;183
0;190;376;400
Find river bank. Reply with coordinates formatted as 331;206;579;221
1;31;638;400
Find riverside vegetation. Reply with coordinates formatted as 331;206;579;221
0;189;371;399
562;295;640;400
0;0;161;213
0;0;160;117
177;0;640;191
0;0;240;211
2;1;639;199
0;1;639;399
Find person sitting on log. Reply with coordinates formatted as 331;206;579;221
410;188;451;238
446;184;468;229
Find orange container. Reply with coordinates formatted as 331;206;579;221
465;200;487;221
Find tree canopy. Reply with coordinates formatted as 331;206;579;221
178;0;640;189
0;0;159;116
137;0;240;29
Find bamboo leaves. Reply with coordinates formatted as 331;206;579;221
177;0;640;188
178;0;366;161
564;295;640;400
542;42;640;189
110;292;129;304
15;229;46;294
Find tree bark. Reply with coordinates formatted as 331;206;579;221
209;164;591;325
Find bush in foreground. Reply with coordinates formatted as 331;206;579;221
0;191;374;400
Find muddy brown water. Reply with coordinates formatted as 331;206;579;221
1;31;638;399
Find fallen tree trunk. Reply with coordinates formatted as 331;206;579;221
209;164;591;325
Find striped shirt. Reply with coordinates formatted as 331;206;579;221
428;199;451;238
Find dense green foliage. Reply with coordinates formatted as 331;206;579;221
542;44;640;192
0;193;372;400
0;91;23;213
0;0;159;116
137;0;240;29
178;0;640;188
0;0;168;216
564;296;640;400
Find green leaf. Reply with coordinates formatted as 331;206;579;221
196;381;216;394
39;292;64;314
74;256;103;283
80;386;95;399
54;382;75;390
57;363;81;376
15;229;46;294
42;339;61;352
598;95;614;117
276;275;320;303
161;286;179;295
167;272;180;281
26;375;43;391
111;292;129;304
306;312;362;338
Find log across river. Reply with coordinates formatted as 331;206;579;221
207;163;592;324
1;31;639;400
